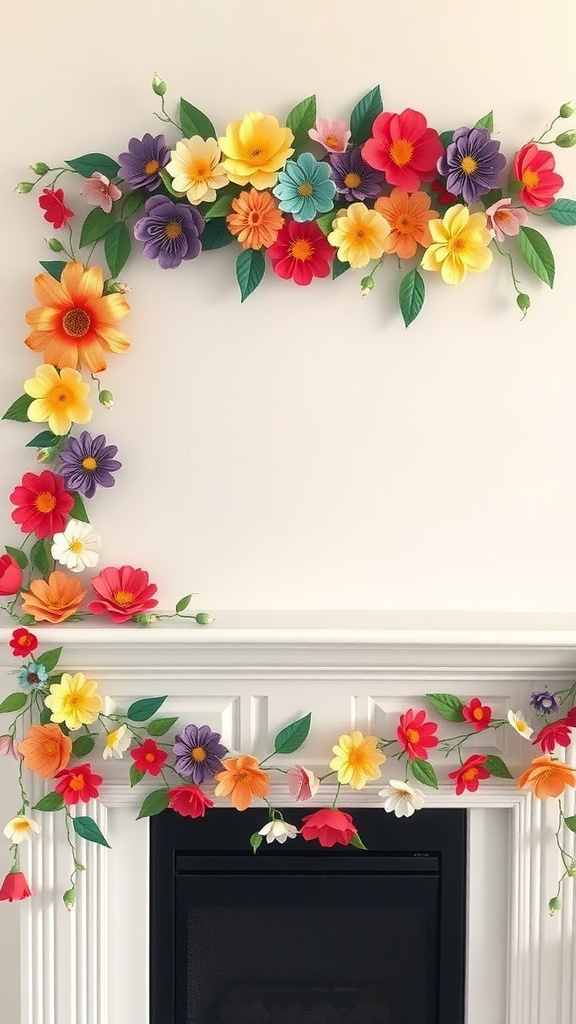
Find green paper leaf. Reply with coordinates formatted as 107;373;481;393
286;94;317;155
69;491;90;524
33;792;65;812
79;207;116;248
19;614;36;626
30;538;52;576
480;188;503;208
148;716;179;737
204;194;234;221
127;696;168;722
250;831;263;854
179;98;216;141
105;221;131;278
411;758;439;789
332;257;349;280
121;188;145;219
439;130;454;148
236;248;265;302
564;815;576;833
73;814;111;848
201;218;233;250
350;85;383;146
5;546;28;570
72;734;96;758
39;706;52;725
316;210;338;236
175;594;192;613
548;198;576;225
484;754;513;779
518;226;555;288
274;712;311;755
26;430;60;448
39;260;67;281
2;394;33;422
399;268;425;328
0;692;28;714
158;168;181;198
474;111;494;132
426;693;464;723
66;153;120;178
348;832;368;851
35;647;62;673
130;765;145;788
136;789;169;820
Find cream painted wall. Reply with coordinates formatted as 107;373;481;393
1;0;576;1017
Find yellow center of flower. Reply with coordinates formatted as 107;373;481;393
66;693;81;707
389;138;414;167
298;182;314;197
145;752;156;763
69;540;84;553
34;491;56;514
62;308;91;338
113;590;134;606
236;771;249;781
354;228;366;241
44;741;58;756
12;820;30;833
82;456;98;471
18;636;30;647
397;215;414;234
522;169;539;189
325;136;340;149
145;159;160;175
191;161;210;181
191;746;207;762
69;774;86;791
406;728;420;744
462;768;478;783
290;238;313;261
46;383;73;407
461;155;478;175
516;720;529;734
344;172;362;189
473;707;484;720
449;236;466;253
164;220;182;239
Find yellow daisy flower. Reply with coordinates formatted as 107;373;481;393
329;731;386;790
44;672;103;731
165;136;229;206
327;203;391;268
24;364;92;436
420;204;493;285
218;111;294;190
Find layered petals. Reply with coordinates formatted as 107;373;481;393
20;571;86;624
18;723;72;778
513;144;564;209
24;364;92;436
421;204;493;285
518;756;576;799
327;202;391;268
166;136;228;205
329;731;386;789
88;565;158;623
375;188;438;259
214;755;270;811
362;108;443;191
268;218;335;285
10;470;74;539
219;111;294;189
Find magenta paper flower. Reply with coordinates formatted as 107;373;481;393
308;118;351;154
80;173;122;214
485;197;528;242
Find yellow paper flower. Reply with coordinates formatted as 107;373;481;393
420;204;493;285
327;203;391;268
165;136;229;206
44;672;103;731
24;364;92;436
218;111;294;190
329;730;386;789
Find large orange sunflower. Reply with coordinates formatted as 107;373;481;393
24;261;130;373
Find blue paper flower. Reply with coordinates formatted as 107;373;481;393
273;153;336;222
18;662;49;692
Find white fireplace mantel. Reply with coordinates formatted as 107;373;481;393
2;612;576;1024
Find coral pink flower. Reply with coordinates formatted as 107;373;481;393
0;870;32;902
396;708;439;760
131;739;167;776
301;808;358;848
80;173;122;214
513;144;564;209
88;565;158;623
54;763;103;805
267;218;335;286
362;109;443;191
462;697;492;732
485;197;528;241
449;754;490;795
10;470;74;539
0;736;20;759
532;721;572;754
287;764;320;801
168;785;214;819
38;188;74;229
308;118;351;154
9;628;38;658
0;554;23;596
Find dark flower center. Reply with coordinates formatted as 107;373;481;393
62;308;91;338
164;220;183;240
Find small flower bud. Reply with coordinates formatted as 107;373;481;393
62;887;76;911
45;237;64;252
98;389;114;410
548;895;562;916
516;293;531;315
360;276;375;296
36;447;57;464
560;101;576;119
133;613;158;626
15;182;34;194
152;73;167;96
195;612;215;626
555;130;576;148
103;279;131;295
30;162;49;176
567;862;576;878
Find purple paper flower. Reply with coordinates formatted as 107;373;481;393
134;196;204;269
173;724;227;784
437;127;507;204
59;431;121;499
530;690;560;716
118;133;170;192
329;146;384;202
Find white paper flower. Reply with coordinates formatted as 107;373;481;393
102;725;131;760
507;710;534;740
258;819;299;844
4;815;41;844
378;779;426;818
51;519;101;573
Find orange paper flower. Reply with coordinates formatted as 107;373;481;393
375;188;438;260
226;189;284;250
18;723;72;779
20;570;86;624
518;756;576;799
214;754;270;811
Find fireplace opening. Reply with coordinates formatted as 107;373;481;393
150;807;466;1024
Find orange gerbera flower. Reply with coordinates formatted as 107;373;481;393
518;756;576;800
20;570;86;624
226;189;284;250
214;754;270;811
18;723;72;779
25;261;130;373
375;188;438;260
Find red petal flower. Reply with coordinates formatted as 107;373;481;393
131;738;167;776
533;721;572;754
0;869;32;902
87;565;158;623
396;708;439;761
10;470;74;539
300;807;357;848
9;628;39;657
362;109;443;191
0;554;24;596
38;188;74;229
513;144;564;210
462;697;492;732
168;784;214;819
54;763;103;805
448;754;490;795
267;218;335;286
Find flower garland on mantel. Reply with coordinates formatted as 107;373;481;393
2;80;576;915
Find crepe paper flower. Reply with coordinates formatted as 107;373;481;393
38;187;74;229
461;697;492;732
431;179;458;205
24;364;92;436
396;708;439;761
329;731;386;790
88;565;158;623
258;819;299;844
518;755;576;799
0;736;19;759
118;133;170;192
18;723;72;778
374;188;438;260
327;203;391;269
168;785;215;819
300;808;358;848
54;763;103;805
287;764;320;801
507;709;534;740
565;707;576;728
10;470;74;539
166;137;229;206
362;109;444;191
214;755;270;811
0;554;23;596
268;218;335;286
45;672;103;731
226;189;284;250
17;662;48;692
308;118;351;154
513;143;564;209
80;172;122;214
0;870;32;902
59;431;121;499
102;725;131;760
133;196;204;269
530;690;560;717
25;261;130;374
20;571;86;624
378;779;426;818
219;111;294;190
9;628;39;658
329;147;384;203
448;754;490;795
485;198;528;242
420;205;493;286
437;127;507;204
532;721;572;754
3;816;41;845
131;738;168;776
272;153;336;222
173;724;227;784
51;519;101;574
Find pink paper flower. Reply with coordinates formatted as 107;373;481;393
308;118;351;154
0;736;20;759
485;197;528;242
87;565;158;623
80;172;122;214
287;764;320;801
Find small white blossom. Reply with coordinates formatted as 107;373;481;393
258;819;299;844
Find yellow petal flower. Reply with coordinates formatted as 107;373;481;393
218;111;294;190
327;203;391;269
44;672;103;731
24;364;92;435
329;730;386;790
165;136;229;206
421;204;493;285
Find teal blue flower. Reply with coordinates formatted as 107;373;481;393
18;662;48;692
272;153;335;222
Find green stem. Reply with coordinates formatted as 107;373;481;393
153;94;182;133
331;782;341;809
533;115;562;144
493;239;523;295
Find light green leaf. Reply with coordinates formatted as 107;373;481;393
136;789;169;820
564;815;576;833
548;198;576;225
5;546;28;570
316;210;338;236
130;764;146;787
72;734;96;758
105;221;131;278
35;647;62;673
474;111;494;132
399;268;425;328
236;249;265;302
201;218;233;250
286;95;317;155
2;394;33;422
121;188;145;219
179;99;216;141
19;614;36;626
66;153;120;178
69;491;90;524
274;713;311;755
30;538;52;576
250;832;263;854
148;717;179;737
348;832;368;851
127;696;168;722
203;194;234;221
350;86;383;146
0;692;28;714
73;815;112;848
484;754;513;779
39;260;67;281
33;792;65;812
411;758;439;789
175;594;192;613
79;207;116;248
425;693;464;723
518;226;555;288
332;257;349;279
158;168;181;198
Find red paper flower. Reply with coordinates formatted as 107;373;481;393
9;628;39;658
131;738;167;776
533;720;572;754
267;218;335;286
462;697;492;732
54;763;103;805
0;869;32;902
0;554;23;596
168;784;214;819
513;144;564;209
431;179;458;205
565;707;576;728
87;565;158;623
300;807;357;848
362;108;443;191
396;708;439;761
10;470;74;540
38;187;74;229
448;754;490;795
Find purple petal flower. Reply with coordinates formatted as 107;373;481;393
173;724;227;784
530;690;560;716
118;133;170;192
329;146;384;202
134;196;204;269
437;127;507;204
59;431;121;499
